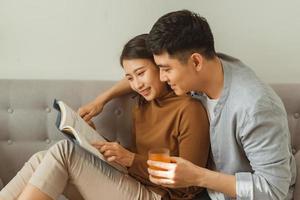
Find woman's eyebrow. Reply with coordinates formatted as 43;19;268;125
125;66;146;76
133;66;146;73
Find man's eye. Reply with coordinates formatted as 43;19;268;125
137;71;145;76
163;68;170;72
127;77;133;81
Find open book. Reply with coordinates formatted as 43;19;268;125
53;99;127;173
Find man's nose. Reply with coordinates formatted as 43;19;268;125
159;70;168;82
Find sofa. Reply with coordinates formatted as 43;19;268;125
0;80;299;199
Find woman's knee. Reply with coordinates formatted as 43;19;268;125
26;151;47;168
48;140;75;162
30;151;46;161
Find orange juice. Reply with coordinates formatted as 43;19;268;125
148;154;171;170
148;148;170;178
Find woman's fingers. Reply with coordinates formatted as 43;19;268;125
91;141;105;147
83;114;92;122
99;142;117;153
107;156;117;162
77;107;87;117
91;142;121;161
87;120;96;129
103;149;117;157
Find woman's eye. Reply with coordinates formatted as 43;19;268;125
127;77;133;81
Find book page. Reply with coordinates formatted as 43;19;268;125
56;100;127;173
58;101;106;142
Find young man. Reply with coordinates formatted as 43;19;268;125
79;10;296;200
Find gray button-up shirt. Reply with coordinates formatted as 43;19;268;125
191;53;296;200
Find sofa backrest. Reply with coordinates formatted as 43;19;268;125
0;80;299;199
0;80;134;184
272;84;300;199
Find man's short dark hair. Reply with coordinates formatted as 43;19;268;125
147;10;216;62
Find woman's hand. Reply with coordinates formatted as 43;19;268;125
77;100;104;122
92;141;135;167
87;120;96;130
147;157;204;188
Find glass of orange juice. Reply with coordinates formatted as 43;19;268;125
148;148;170;178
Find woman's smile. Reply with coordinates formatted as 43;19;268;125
139;87;151;96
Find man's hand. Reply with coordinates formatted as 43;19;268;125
147;157;203;188
92;141;135;167
77;100;103;122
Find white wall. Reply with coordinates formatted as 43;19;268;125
0;0;299;83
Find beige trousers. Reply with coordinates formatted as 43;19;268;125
0;140;161;200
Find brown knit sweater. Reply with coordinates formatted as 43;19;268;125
128;91;210;199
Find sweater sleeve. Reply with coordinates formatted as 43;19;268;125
128;153;149;180
127;107;149;180
171;99;210;197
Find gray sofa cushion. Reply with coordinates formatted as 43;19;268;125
0;80;299;199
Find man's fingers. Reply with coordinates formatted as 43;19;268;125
147;168;174;179
169;156;180;163
147;160;176;171
149;175;175;185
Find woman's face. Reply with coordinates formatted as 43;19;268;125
123;58;166;101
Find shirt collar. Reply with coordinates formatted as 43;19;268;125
190;54;233;113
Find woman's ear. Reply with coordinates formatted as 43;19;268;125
190;53;204;72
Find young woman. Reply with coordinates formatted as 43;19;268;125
0;34;210;200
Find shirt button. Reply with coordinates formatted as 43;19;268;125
292;148;297;155
45;107;51;113
294;113;300;119
7;140;13;145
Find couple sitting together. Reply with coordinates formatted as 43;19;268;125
0;9;296;200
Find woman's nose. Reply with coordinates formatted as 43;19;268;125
134;79;144;90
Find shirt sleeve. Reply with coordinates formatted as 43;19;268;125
236;105;294;200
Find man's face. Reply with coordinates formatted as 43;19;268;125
154;52;197;95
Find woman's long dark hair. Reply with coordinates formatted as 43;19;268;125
120;34;154;66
